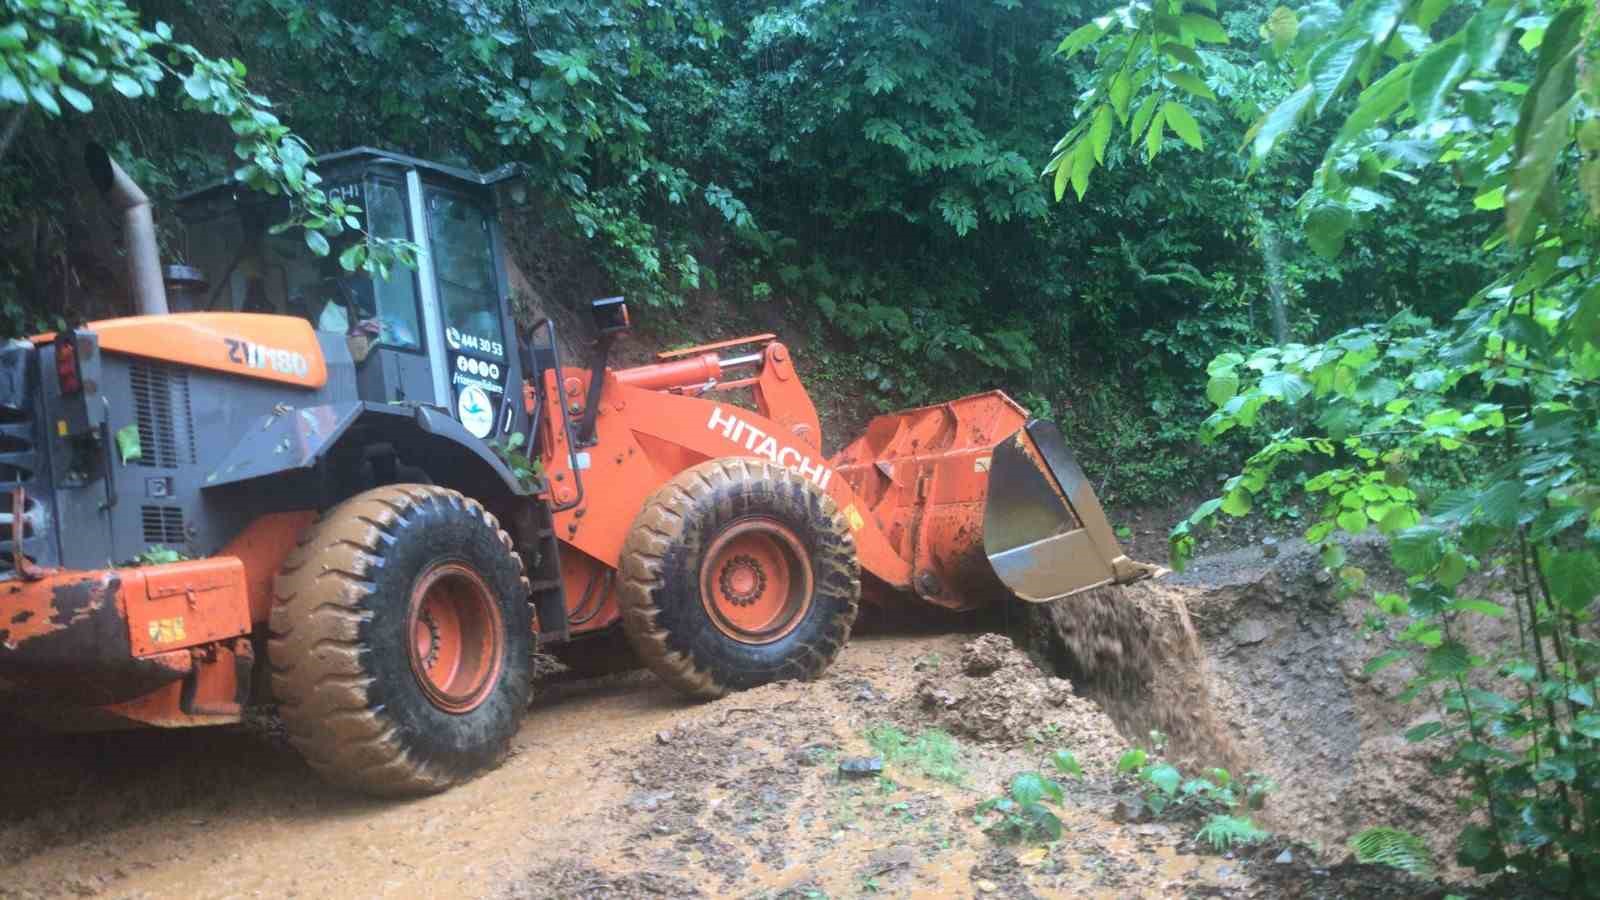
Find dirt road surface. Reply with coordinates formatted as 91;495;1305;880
1;543;1466;898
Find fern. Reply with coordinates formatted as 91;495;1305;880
1349;827;1433;877
1195;814;1269;852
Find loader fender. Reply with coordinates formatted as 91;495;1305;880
202;401;528;499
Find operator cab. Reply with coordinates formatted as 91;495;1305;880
176;148;523;442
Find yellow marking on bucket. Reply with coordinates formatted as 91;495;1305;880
147;616;186;644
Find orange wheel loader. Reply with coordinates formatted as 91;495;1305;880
0;145;1152;795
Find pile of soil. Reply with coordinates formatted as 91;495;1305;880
911;633;1126;770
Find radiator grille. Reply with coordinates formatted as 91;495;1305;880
130;362;196;469
141;505;187;544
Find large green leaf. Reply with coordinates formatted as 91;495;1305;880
1145;107;1166;161
1544;550;1600;612
1206;372;1239;405
1507;5;1583;245
1251;84;1312;160
1308;37;1368;116
1109;72;1132;122
1409;35;1468;124
1090;104;1113;163
1425;641;1472;677
1477;480;1522;529
1391;525;1444;576
1180;13;1229;44
1148;763;1182;795
1167;70;1215;101
1070;139;1094;199
1058;22;1105;59
1163;101;1202;150
1305;203;1355;259
1331;62;1414;149
1129;94;1159;146
1259;370;1310;403
1464;1;1514;71
1011;771;1050;805
1262;6;1298;54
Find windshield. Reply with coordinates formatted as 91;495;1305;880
185;179;421;351
426;189;505;360
307;181;422;350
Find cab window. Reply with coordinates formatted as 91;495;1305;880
425;188;505;359
308;181;422;351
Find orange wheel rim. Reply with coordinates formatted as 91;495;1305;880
407;562;503;714
700;517;812;645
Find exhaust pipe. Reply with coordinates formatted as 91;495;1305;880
84;143;168;316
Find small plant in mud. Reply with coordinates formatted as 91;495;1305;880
1349;826;1434;878
864;725;966;785
1116;734;1271;853
1195;815;1270;852
975;750;1083;844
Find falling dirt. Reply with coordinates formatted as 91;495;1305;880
0;540;1495;898
1018;583;1246;777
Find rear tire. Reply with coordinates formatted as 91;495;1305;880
268;485;532;796
617;457;860;699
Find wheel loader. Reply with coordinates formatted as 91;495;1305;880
0;145;1152;794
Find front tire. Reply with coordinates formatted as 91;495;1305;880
617;457;860;699
268;485;533;796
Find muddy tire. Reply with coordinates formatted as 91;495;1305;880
617;457;860;699
268;485;533;796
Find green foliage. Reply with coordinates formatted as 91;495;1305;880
129;545;187;566
1;0;411;276
487;431;544;493
1349;826;1434;877
1115;732;1272;850
975;749;1083;844
1046;0;1232;199
1196;814;1270;852
1054;0;1600;885
864;724;966;786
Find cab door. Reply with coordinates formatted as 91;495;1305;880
417;181;524;442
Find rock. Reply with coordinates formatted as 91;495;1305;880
1262;537;1280;559
625;790;675;813
975;879;999;893
838;756;884;777
960;634;1013;676
1111;797;1150;823
1230;618;1271;646
792;743;834;767
655;730;673;745
1134;824;1167;837
865;846;916;873
1274;848;1294;865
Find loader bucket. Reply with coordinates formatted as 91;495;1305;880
983;419;1154;602
829;392;1154;611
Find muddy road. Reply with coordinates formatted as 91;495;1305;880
0;543;1465;899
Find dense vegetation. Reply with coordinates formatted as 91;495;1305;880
0;0;1494;504
1052;0;1599;889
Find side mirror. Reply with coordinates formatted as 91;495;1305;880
591;296;630;335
